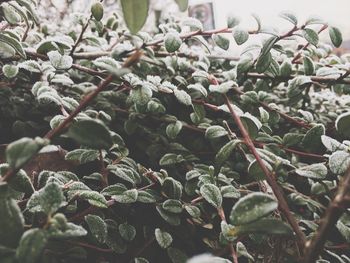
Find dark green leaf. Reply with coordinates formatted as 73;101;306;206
85;215;107;243
329;26;342;47
121;0;149;34
155;228;173;248
200;184;222;208
230;193;277;225
16;229;48;263
303;28;319;46
67;119;113;149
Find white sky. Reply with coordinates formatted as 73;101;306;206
190;0;350;39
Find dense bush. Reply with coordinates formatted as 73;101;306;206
0;0;350;262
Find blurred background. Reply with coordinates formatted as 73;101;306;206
47;0;350;54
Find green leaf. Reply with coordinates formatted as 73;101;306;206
302;124;325;152
329;151;350;174
184;205;201;218
67;119;113;149
321;135;346;152
256;52;272;73
65;149;99;164
303;56;315;75
113;189;138;203
236;242;254;261
303;28;319;46
101;184;127;196
209;81;237;94
200;184;222;208
235;219;293;236
0;165;34;194
85;215;107;243
336;112;350;138
166;121;183;139
205;125;228;139
105;220;127;253
80;190;108;207
280;59;292;77
0;184;24;248
155;228;173;249
237;54;254;74
221;185;240;199
227;14;240;28
248;159;272;180
175;0;188;12
241;113;262;139
121;0;149;34
230;192;277;225
6;137;46;170
329;26;342;48
93;56;126;76
336;220;350;242
130;86;153;105
91;2;104;21
162;199;183;213
119;223;136;241
137;190;157;203
0;33;26;59
2;3;21;25
174;88;192;106
162;178;183;199
19;60;41;73
156;206;181;226
279;11;297;25
159;153;184;166
261;36;278;57
16;229;48;263
215;140;240;168
27;182;66;215
47;50;73;70
212;34;230;50
295;163;328;179
2;64;19;78
182;18;203;31
164;32;182;53
16;0;40;25
49;214;87;238
233;28;249;45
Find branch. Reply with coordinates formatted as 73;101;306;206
70;15;92;56
292;24;328;63
66;241;113;253
211;77;306;252
303;166;350;262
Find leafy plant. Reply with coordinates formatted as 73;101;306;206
0;1;350;263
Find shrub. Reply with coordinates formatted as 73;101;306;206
0;1;350;262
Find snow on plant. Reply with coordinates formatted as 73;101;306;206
0;0;350;262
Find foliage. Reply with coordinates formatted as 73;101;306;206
0;1;350;263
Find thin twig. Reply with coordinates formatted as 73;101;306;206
66;241;113;253
70;15;92;56
303;166;350;262
209;75;306;253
